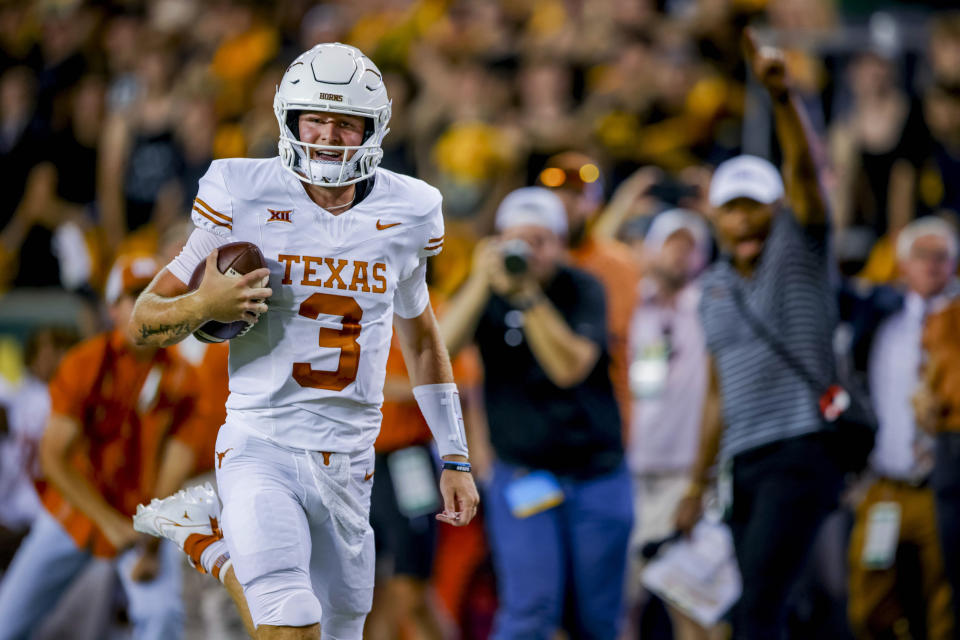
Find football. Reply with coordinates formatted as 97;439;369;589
188;241;268;343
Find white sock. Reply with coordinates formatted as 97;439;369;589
199;539;231;582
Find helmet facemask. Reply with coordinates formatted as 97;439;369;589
274;43;392;188
276;99;390;187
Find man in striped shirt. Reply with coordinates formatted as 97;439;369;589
674;31;842;639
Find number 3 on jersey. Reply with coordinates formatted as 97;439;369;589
293;293;362;391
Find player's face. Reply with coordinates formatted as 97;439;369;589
710;197;775;266
298;111;366;162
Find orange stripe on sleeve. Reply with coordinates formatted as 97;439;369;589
193;206;232;229
194;198;232;223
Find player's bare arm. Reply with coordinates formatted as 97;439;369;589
129;249;271;348
743;28;827;227
395;305;480;527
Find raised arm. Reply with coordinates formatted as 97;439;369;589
744;28;828;227
128;249;271;348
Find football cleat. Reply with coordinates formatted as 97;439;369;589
134;482;229;577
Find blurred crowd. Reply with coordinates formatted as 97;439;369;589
3;0;960;638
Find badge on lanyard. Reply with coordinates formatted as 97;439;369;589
387;447;441;518
504;470;564;518
630;330;672;399
861;501;901;570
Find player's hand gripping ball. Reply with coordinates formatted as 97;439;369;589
188;242;268;343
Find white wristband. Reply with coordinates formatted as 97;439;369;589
413;383;469;459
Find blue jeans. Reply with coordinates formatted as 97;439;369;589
0;509;184;640
485;460;633;640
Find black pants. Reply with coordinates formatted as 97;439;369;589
728;433;842;640
369;446;438;580
932;432;960;640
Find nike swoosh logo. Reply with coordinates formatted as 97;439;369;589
364;471;375;481
376;220;401;231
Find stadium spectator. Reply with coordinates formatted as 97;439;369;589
98;38;184;253
843;217;958;638
914;79;960;217
4;1;960;637
918;277;960;639
0;327;76;571
537;151;641;428
829;50;917;266
0;65;48;287
674;31;843;639
366;291;484;640
2;73;104;291
929;12;960;85
443;187;631;639
623;208;715;639
0;255;213;640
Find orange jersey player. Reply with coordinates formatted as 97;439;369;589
0;255;213;640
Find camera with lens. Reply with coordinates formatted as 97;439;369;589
501;238;532;275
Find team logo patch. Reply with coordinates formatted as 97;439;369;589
267;209;294;224
216;448;233;468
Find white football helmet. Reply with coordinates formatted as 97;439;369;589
274;43;391;187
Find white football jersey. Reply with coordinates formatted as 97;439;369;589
167;157;443;453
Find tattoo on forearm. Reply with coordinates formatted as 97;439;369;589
139;322;192;342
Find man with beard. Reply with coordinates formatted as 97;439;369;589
623;209;718;639
674;31;842;639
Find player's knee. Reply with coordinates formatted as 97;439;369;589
321;610;367;640
276;590;324;627
244;570;323;628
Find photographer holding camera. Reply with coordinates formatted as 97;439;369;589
443;187;632;639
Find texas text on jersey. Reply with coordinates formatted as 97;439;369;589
166;156;444;454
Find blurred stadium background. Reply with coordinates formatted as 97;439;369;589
2;0;960;638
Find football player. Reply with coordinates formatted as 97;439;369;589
127;43;479;640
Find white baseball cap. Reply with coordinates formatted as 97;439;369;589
104;254;160;305
708;155;785;207
494;187;568;237
644;208;711;274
